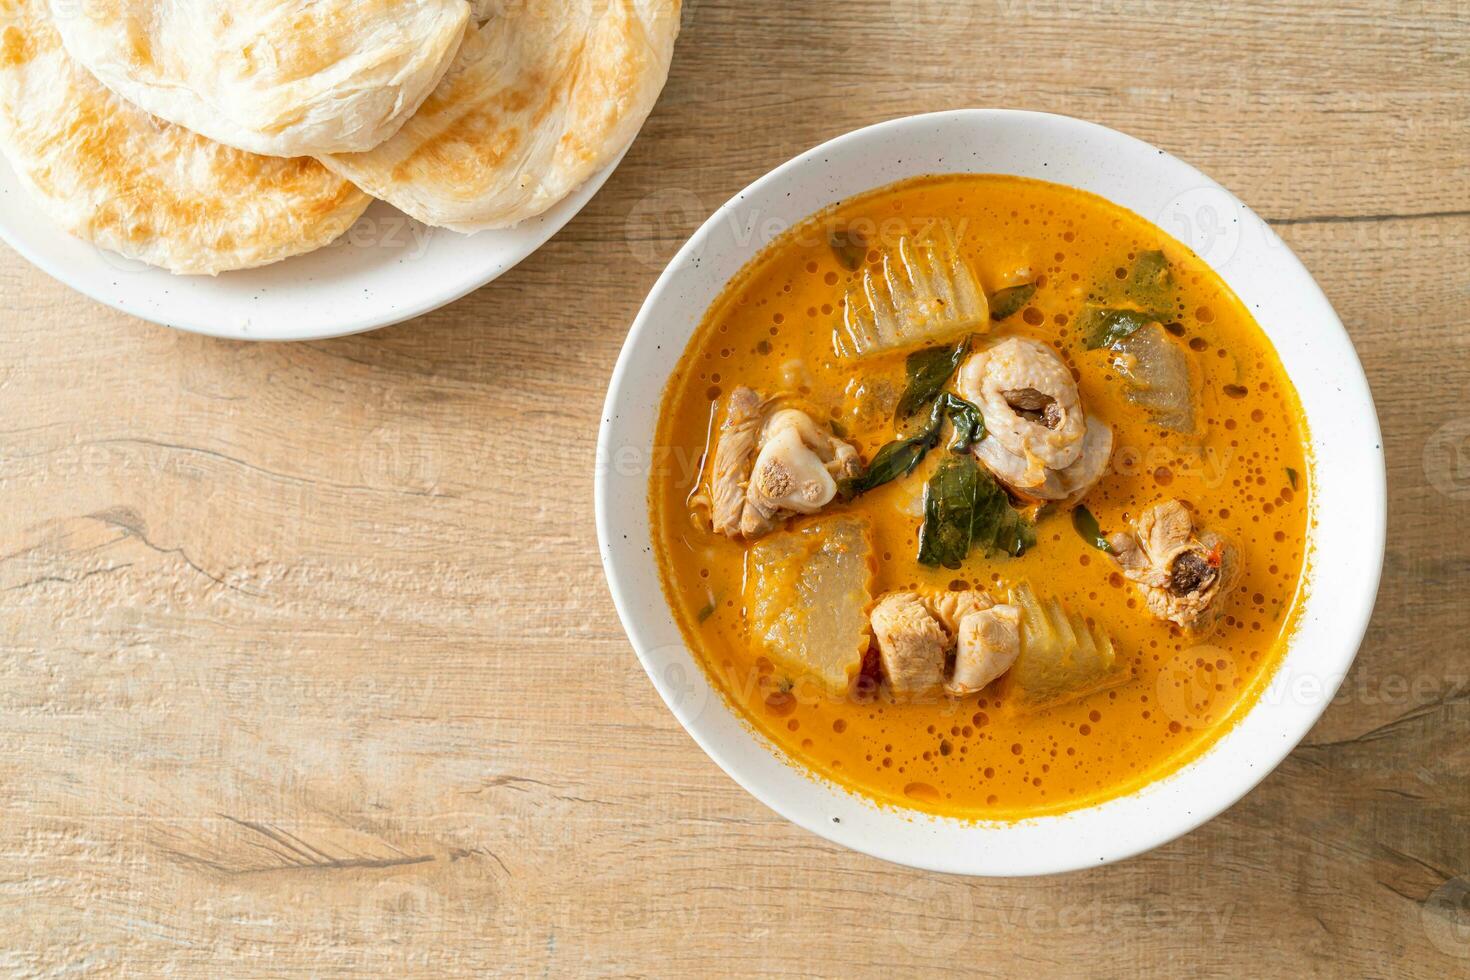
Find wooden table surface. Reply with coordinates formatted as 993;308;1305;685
3;1;1467;975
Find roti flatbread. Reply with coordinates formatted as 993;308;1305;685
48;0;471;157
321;0;680;232
0;0;371;275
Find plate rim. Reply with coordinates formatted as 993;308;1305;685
0;144;630;341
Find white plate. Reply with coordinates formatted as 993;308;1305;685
0;146;627;341
596;109;1386;876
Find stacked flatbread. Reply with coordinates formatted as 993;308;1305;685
0;0;680;275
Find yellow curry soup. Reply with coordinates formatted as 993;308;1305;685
651;174;1310;820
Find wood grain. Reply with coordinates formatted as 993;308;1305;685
2;0;1467;974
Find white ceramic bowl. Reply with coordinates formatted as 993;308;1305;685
595;109;1385;876
0;148;626;341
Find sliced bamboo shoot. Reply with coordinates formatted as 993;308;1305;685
835;224;988;358
1002;581;1126;709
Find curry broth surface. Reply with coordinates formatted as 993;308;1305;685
651;175;1309;820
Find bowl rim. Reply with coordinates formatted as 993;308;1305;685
595;108;1385;875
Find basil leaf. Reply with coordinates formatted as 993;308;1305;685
936;392;984;452
918;455;979;569
985;465;1036;557
989;283;1036;321
1071;505;1111;552
1080;307;1166;350
828;229;868;271
1285;466;1299;490
989;487;1036;559
841;393;985;498
918;455;1033;569
895;337;970;421
839;427;940;497
1080;253;1174;349
1127;250;1172;299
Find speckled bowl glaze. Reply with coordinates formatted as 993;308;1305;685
596;110;1384;875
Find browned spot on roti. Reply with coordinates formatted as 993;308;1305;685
0;26;34;67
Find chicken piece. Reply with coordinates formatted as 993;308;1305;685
708;387;861;539
958;337;1113;503
974;412;1114;505
709;387;765;536
927;589;993;629
948;604;1022;696
1108;499;1239;632
868;589;1018;699
869;592;949;701
957;337;1087;482
750;410;858;514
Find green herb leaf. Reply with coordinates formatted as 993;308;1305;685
896;337;970;421
696;595;718;622
828;229;868;271
936;392;984;452
989;283;1036;321
1080;307;1166;350
918;455;977;569
918;455;1034;569
1285;466;1299;490
840;393;986;498
1071;505;1111;552
1127;250;1172;299
840;431;937;496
